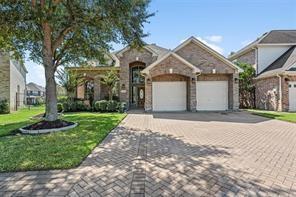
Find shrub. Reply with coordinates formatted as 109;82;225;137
0;99;9;114
62;100;89;112
57;96;68;103
107;100;118;112
57;103;64;113
94;100;108;112
94;100;126;113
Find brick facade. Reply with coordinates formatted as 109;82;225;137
144;55;196;111
254;75;296;112
254;77;279;111
118;48;157;107
235;49;256;66
176;42;235;74
282;75;296;111
0;53;10;107
73;40;240;111
73;69;117;102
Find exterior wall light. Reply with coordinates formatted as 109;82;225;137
121;84;125;89
234;77;239;83
212;68;216;74
169;68;173;74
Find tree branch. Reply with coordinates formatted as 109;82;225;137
52;26;73;52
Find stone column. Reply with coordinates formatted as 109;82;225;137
189;75;197;111
145;76;152;111
94;76;101;101
232;73;240;110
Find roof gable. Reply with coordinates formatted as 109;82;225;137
174;37;243;72
142;52;201;75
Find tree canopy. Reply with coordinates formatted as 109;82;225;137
0;0;152;121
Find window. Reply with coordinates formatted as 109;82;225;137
131;65;145;84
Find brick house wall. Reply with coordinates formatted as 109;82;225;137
175;41;239;110
145;55;196;111
235;49;256;66
254;76;279;111
0;52;10;109
117;48;157;107
175;42;235;74
282;75;296;111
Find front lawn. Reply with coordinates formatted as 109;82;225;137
248;109;296;123
0;112;126;172
0;106;45;137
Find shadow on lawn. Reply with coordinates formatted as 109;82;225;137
0;124;294;196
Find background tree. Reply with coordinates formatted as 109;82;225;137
0;0;152;121
56;68;83;101
236;62;256;109
101;69;119;101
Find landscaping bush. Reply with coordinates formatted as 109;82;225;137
94;100;126;113
62;100;89;112
117;102;127;113
0;99;9;114
94;100;108;112
57;96;68;103
57;103;64;113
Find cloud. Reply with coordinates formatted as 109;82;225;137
205;35;223;43
25;60;45;87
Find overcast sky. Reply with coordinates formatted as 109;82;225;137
25;0;296;87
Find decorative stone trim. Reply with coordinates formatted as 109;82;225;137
19;123;78;134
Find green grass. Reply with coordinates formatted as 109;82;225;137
248;109;296;123
0;106;45;137
0;111;126;172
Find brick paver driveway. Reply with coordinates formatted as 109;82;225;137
1;111;296;196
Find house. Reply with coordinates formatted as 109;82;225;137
0;52;27;111
26;82;45;105
229;30;296;112
70;36;242;112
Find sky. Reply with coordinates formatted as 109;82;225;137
25;0;296;87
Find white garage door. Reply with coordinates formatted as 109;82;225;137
196;81;228;111
289;82;296;111
152;81;187;111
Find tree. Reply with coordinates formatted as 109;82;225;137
56;68;83;101
236;62;256;109
101;69;119;101
0;0;152;121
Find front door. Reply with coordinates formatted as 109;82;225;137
130;63;145;108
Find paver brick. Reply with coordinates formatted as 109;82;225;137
1;111;296;196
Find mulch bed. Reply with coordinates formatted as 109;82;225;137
23;119;75;130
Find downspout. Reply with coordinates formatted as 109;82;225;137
277;74;282;111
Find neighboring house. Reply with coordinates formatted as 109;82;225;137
26;82;45;105
70;36;242;112
229;30;296;112
0;52;27;111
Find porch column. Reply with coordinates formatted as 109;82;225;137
189;75;197;111
145;76;152;111
232;73;239;110
94;76;101;101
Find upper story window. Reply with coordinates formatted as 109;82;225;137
130;63;145;84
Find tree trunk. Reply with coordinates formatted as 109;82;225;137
45;66;58;121
42;22;58;121
109;88;112;101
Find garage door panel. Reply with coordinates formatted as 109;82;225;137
289;82;296;111
196;81;228;111
152;82;186;111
